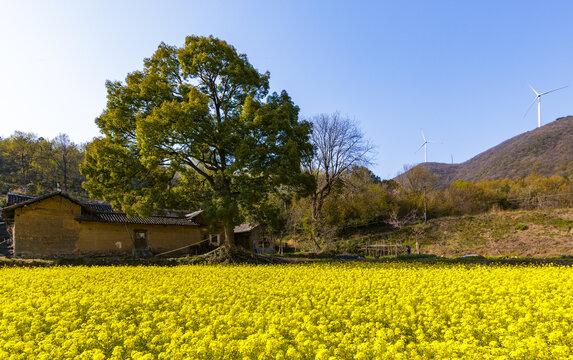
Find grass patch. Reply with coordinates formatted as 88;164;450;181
550;218;573;229
514;223;528;230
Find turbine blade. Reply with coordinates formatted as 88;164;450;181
529;84;540;96
421;130;426;142
416;143;425;152
523;96;538;118
539;85;568;96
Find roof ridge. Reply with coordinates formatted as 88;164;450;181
3;192;201;225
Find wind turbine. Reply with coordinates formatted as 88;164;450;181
417;130;440;163
525;85;568;128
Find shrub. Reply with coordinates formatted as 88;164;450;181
515;223;528;231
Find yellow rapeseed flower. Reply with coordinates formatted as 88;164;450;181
0;263;571;359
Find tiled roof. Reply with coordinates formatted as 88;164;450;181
82;203;115;213
3;192;200;226
75;213;200;226
2;192;252;230
78;202;200;226
234;223;257;233
2;191;88;215
81;203;190;217
6;193;35;206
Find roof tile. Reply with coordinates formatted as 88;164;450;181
76;213;200;226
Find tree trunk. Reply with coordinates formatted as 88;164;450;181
223;221;236;247
309;194;322;250
311;194;318;222
62;155;68;192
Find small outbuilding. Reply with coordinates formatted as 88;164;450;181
234;223;275;254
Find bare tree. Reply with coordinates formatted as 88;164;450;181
305;112;374;247
387;209;418;230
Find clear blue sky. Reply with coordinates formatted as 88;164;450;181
1;1;572;179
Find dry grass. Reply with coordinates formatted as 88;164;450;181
385;208;573;258
416;116;573;187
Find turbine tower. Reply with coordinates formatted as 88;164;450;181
526;85;568;128
417;130;440;163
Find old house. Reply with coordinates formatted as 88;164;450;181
1;191;218;257
1;191;272;257
185;211;274;254
234;224;274;254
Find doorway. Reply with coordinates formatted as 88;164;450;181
134;230;149;251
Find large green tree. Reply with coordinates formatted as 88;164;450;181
81;36;313;245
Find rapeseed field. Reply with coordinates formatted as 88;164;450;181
0;263;571;359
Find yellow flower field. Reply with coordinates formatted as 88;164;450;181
0;263;571;359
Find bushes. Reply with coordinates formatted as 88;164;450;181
287;167;573;245
515;223;528;231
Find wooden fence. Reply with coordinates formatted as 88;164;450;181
361;244;405;257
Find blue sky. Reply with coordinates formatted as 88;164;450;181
1;1;572;179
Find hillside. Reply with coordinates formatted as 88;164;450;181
414;116;573;186
384;208;573;258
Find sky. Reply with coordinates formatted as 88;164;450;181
1;1;573;179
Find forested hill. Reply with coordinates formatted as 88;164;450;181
416;116;573;186
0;132;86;199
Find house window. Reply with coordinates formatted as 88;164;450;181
210;234;220;245
134;230;148;250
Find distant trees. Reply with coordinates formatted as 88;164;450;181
398;165;440;196
0;132;85;196
3;132;39;186
287;160;573;251
424;173;573;215
320;166;393;228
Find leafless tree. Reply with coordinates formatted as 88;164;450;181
387;209;418;230
305;112;374;247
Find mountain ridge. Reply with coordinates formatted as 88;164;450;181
411;116;573;186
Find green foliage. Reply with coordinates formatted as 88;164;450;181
82;36;313;245
448;180;495;214
548;218;573;230
514;223;528;231
0;132;86;197
287;166;400;241
287;162;573;249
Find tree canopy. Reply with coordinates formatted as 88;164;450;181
0;132;85;196
81;36;313;245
